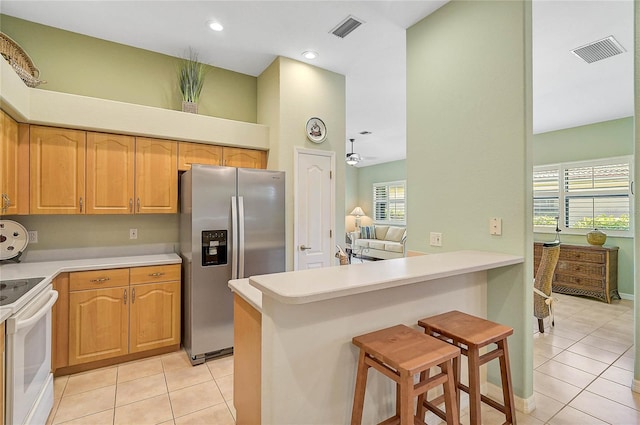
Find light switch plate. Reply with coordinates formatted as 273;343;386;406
430;232;442;247
490;218;502;235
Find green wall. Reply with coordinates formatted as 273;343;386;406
0;15;257;123
534;117;635;296
407;0;531;399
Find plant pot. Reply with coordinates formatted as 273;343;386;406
181;101;198;114
586;228;606;246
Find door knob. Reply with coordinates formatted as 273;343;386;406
299;245;312;251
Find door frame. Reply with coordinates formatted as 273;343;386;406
293;147;336;270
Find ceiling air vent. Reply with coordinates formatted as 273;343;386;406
571;36;626;64
330;15;364;38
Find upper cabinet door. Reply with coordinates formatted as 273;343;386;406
223;147;267;169
86;132;135;214
135;137;177;214
178;142;223;171
0;111;29;215
30;126;86;215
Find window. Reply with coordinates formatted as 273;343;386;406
373;180;406;225
533;156;633;235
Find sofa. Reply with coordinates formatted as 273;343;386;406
351;225;407;260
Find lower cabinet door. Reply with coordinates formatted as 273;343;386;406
68;287;129;365
129;281;180;353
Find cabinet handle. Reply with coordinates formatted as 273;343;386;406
89;277;111;283
129;198;133;213
148;272;165;277
137;197;141;212
132;287;136;303
124;288;127;305
1;193;9;212
79;197;83;212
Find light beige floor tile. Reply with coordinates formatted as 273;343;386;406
162;350;193;372
533;341;564;359
174;403;235;425
601;365;634;386
590;328;633;346
53;385;116;424
552;351;609;375
63;367;117;397
115;372;168;407
566;341;622;364
169;380;225;418
533;371;582;404
613;354;634;371
226;399;236;420
57;409;114;425
548;406;608;425
533;332;576;349
117;357;164;383
546;327;587;341
46;397;61;425
215;374;233;401
529;392;565;423
114;393;173;425
514;410;544;425
579;334;632;355
533;353;550;369
623;346;635;358
158;421;175;425
535;359;597;389
586;377;640;410
164;363;213;392
54;376;69;400
570;390;640;424
207;355;234;379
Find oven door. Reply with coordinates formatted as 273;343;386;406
6;285;58;425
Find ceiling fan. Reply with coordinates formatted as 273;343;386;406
346;138;362;166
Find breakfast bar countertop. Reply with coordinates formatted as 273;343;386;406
249;250;523;305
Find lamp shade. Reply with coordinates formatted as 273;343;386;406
350;207;365;217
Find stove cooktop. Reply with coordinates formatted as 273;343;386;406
0;277;46;306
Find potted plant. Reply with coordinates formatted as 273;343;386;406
178;49;206;113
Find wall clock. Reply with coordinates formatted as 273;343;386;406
306;117;327;144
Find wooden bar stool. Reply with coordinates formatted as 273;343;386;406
418;311;516;425
351;324;460;425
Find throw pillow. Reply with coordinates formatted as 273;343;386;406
375;225;389;240
360;225;376;239
385;227;406;242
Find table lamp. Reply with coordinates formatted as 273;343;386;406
350;206;366;231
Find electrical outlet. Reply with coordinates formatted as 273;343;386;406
429;232;442;247
129;228;138;240
28;230;38;244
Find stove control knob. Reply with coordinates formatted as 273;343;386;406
7;246;14;251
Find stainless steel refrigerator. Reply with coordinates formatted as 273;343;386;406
180;164;285;365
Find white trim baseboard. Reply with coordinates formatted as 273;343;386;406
632;378;640;393
618;292;634;301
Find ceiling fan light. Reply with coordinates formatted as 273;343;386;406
207;21;224;32
346;156;359;166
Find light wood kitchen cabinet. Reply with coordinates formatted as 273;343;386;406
178;141;222;171
86;132;135;214
65;265;180;368
30;126;86;214
68;286;129;366
234;294;262;425
223;147;267;169
0;111;29;215
135;137;178;213
52;273;70;372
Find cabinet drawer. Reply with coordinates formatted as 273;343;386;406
556;261;605;277
70;268;130;291
130;264;181;285
558;249;605;264
554;274;605;290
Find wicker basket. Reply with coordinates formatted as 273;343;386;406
1;32;46;87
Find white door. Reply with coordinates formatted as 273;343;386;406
295;149;334;270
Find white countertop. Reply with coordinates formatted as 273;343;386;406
249;250;523;305
228;278;262;312
0;253;181;320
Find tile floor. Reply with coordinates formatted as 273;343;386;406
47;293;636;424
46;351;235;425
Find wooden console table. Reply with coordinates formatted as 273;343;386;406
534;242;619;303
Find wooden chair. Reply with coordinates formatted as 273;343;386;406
533;240;561;333
418;311;516;425
351;324;460;425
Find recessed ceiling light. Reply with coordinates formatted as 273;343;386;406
302;51;318;60
207;21;224;32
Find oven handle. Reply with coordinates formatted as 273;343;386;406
8;290;58;334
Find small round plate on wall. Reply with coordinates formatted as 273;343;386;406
306;117;327;144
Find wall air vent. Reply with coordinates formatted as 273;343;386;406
571;36;626;64
330;15;364;38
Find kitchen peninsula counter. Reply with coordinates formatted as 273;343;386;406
229;250;523;425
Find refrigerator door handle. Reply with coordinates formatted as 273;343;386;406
238;196;246;278
231;196;238;280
